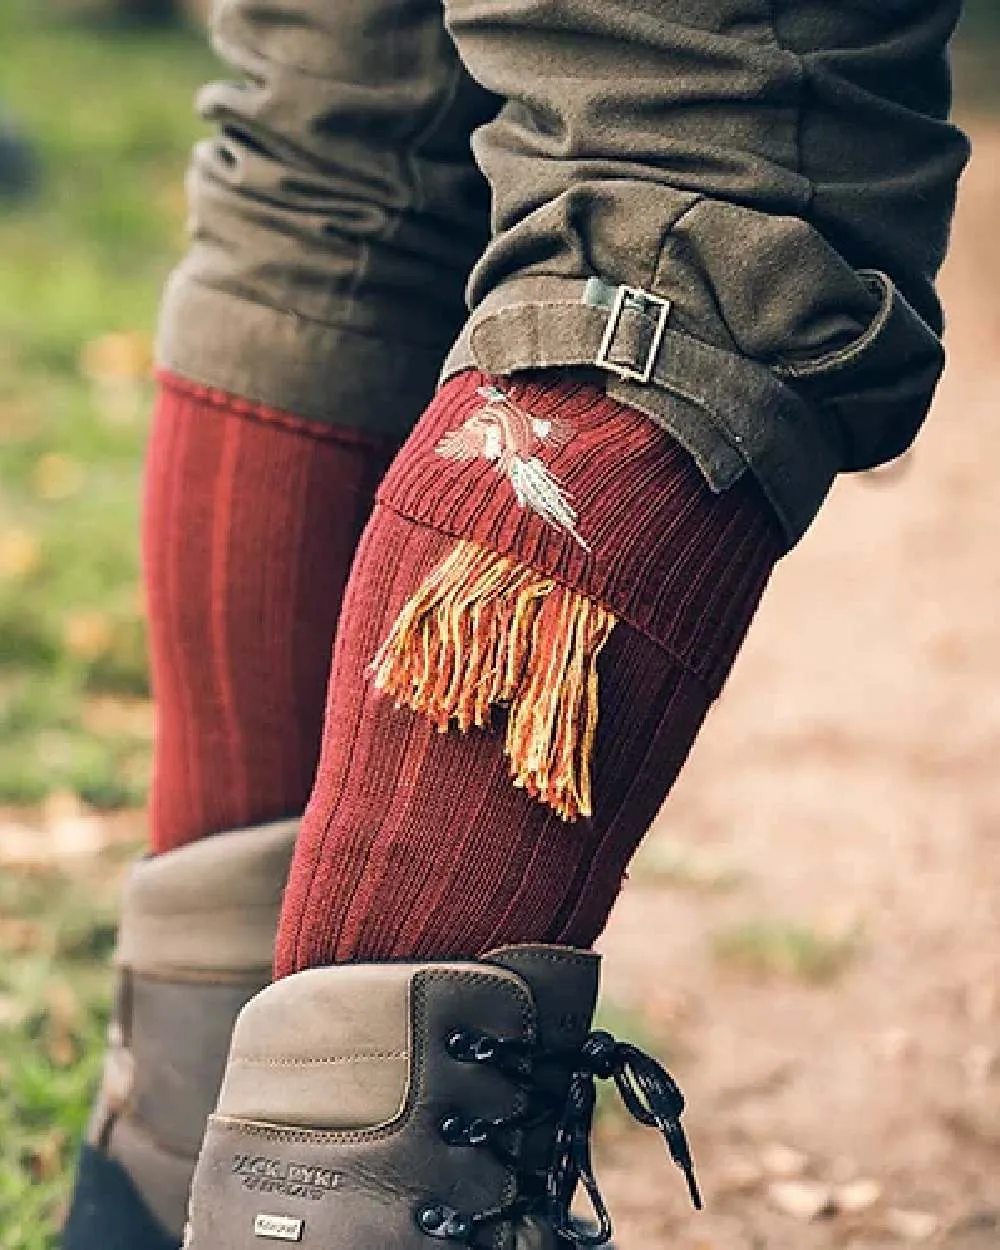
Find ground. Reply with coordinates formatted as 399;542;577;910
0;7;998;1250
596;128;1000;1250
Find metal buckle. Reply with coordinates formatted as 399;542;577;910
594;284;671;384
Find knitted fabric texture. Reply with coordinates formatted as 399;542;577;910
368;371;778;821
144;373;396;854
376;372;777;692
276;370;781;970
371;540;616;820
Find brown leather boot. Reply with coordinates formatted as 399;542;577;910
63;820;298;1250
183;945;699;1248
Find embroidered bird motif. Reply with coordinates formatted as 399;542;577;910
436;386;590;550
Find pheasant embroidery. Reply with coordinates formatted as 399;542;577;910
435;385;590;551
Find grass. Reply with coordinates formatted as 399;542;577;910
631;836;747;894
0;845;132;1248
711;919;863;986
0;5;211;1243
0;0;214;809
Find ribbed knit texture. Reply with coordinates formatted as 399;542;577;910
143;373;396;855
376;371;779;693
275;371;781;971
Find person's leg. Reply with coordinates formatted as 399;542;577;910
180;0;965;1243
143;375;397;855
273;0;966;976
276;370;780;973
64;0;496;1243
181;369;779;1250
61;382;399;1250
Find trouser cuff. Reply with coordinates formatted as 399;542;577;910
156;276;449;441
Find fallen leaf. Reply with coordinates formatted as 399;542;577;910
28;1129;68;1181
81;696;155;739
0;818;45;865
46;980;82;1030
79;330;153;383
836;1179;884;1215
63;611;114;661
46;1028;77;1068
715;1157;765;1194
0;527;42;580
767;1180;836;1222
42;791;106;858
0;992;26;1028
33;452;85;500
760;1143;810;1179
884;1209;940;1242
0;917;49;953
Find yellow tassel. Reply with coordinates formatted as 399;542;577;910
370;540;616;821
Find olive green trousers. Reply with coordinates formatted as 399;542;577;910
159;0;969;546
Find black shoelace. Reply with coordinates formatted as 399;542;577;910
416;1027;701;1247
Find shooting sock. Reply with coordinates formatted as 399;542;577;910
143;374;397;855
275;370;781;973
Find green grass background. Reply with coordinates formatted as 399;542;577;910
1;6;212;1243
0;2;215;812
0;2;996;1246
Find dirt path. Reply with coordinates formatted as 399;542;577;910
596;120;1000;1249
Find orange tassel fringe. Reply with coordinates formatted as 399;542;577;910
370;541;617;821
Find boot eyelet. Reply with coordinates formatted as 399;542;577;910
445;1030;473;1060
417;1204;445;1234
447;1213;472;1240
417;1202;470;1241
439;1113;467;1144
472;1037;496;1062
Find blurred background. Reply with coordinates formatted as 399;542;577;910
0;2;998;1247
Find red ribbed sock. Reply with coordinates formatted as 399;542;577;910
275;370;782;972
143;374;397;855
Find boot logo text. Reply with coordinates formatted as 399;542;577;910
233;1154;344;1202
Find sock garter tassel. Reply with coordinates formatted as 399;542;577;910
370;540;616;821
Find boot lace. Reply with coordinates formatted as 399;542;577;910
416;1028;701;1246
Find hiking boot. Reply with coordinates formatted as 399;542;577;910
183;944;700;1248
62;820;298;1250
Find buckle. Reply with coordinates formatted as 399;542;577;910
593;284;671;384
